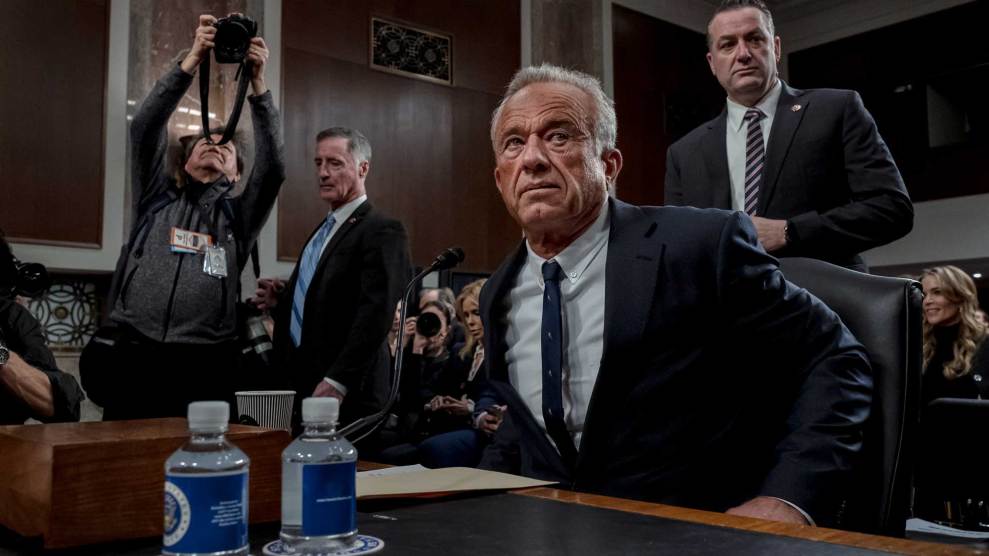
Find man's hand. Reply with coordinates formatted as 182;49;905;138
726;496;809;525
253;277;285;311
180;15;218;74
246;37;270;95
477;405;506;434
438;395;471;416
312;380;344;401
0;351;54;418
750;216;788;252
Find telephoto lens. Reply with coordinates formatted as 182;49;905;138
415;312;442;338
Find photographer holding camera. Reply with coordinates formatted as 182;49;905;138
87;14;285;420
373;300;459;463
0;232;83;425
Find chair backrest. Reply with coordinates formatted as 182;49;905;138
780;257;923;537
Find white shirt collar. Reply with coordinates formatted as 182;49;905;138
726;79;782;132
524;199;611;288
327;194;367;224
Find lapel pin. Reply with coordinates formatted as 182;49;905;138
348;217;357;224
791;104;802;112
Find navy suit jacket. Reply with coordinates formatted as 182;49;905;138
665;83;913;271
478;198;873;524
272;201;411;425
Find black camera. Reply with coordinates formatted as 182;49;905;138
213;14;257;64
2;258;50;299
415;312;442;338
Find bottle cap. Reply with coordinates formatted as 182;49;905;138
187;401;230;430
302;397;339;424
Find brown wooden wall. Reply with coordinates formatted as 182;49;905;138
611;5;722;207
280;1;521;272
0;0;108;247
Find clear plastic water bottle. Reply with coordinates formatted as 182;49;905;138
163;401;250;556
280;397;358;552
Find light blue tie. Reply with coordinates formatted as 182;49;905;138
290;214;336;346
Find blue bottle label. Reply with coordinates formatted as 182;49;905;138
302;461;356;536
164;470;249;553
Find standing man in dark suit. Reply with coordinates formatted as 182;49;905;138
480;63;872;526
255;127;411;426
665;0;913;271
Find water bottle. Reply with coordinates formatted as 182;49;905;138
163;401;250;556
280;397;358;552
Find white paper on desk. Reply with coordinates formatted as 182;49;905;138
356;466;554;498
906;518;989;539
358;464;429;478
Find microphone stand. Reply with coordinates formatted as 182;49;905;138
339;250;462;441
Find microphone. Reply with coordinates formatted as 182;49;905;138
429;247;464;272
339;247;465;440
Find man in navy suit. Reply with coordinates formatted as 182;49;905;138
665;0;912;272
479;63;872;526
255;128;411;427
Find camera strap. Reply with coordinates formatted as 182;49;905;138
198;55;253;145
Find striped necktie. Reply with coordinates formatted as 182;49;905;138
743;108;766;216
290;214;336;346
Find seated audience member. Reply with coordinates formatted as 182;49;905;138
0;233;83;424
94;14;284;420
387;300;415;358
377;300;456;463
418;279;505;468
915;266;989;525
479;63;872;526
420;287;465;348
919;266;989;404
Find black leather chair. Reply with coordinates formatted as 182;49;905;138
780;257;923;537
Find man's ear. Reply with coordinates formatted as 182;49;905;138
603;148;623;185
359;160;370;179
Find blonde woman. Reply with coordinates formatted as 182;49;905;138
920;266;989;404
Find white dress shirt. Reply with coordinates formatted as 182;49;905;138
317;194;367;395
504;201;610;450
725;80;782;211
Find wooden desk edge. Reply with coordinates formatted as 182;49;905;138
514;488;985;556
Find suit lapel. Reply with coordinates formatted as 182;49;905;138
480;243;573;480
760;83;808;213
314;201;371;271
480;242;527;383
577;199;664;468
702;111;732;209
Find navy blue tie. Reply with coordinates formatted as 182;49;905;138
541;261;578;467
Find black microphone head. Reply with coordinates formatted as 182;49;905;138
433;247;465;270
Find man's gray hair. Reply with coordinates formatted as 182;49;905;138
316;127;372;165
490;64;617;155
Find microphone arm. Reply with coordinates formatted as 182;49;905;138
339;247;464;440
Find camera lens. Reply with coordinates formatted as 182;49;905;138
14;262;50;298
415;312;442;338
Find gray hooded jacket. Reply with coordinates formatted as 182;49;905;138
110;65;285;344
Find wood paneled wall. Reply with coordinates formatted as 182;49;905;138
0;0;108;246
280;1;521;272
611;5;722;207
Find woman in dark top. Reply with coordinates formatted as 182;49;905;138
920;266;989;404
916;265;989;526
417;279;504;468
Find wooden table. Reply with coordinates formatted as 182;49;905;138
0;455;984;554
